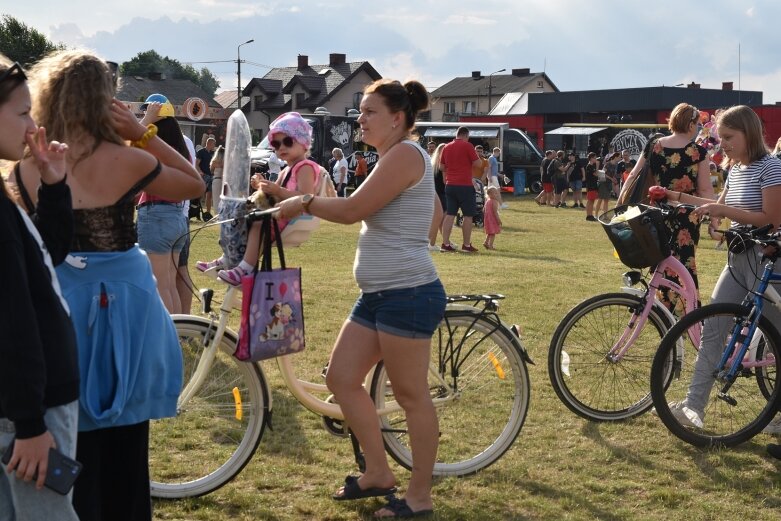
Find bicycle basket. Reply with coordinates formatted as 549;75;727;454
598;204;671;269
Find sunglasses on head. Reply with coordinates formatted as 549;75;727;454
270;136;295;149
0;62;27;84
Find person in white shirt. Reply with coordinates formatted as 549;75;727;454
266;150;285;182
331;148;349;197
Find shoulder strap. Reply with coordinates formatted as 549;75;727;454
12;162;35;215
117;160;163;204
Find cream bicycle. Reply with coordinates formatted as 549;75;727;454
149;223;532;498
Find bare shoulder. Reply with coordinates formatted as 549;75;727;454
96;142;158;179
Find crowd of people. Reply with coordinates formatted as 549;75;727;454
2;46;781;521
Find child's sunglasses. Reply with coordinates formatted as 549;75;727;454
270;136;295;149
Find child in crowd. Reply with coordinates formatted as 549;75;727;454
196;112;320;285
482;185;502;250
0;56;80;521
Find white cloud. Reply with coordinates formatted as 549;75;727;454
746;6;755;16
443;14;495;26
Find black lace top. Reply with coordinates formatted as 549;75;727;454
14;161;162;252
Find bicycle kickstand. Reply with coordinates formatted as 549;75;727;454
347;429;366;473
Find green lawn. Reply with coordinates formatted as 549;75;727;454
153;196;781;520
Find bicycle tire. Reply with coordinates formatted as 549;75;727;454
149;317;269;498
650;303;781;447
370;309;530;476
548;293;674;421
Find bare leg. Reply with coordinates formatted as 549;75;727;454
326;321;396;492
461;216;473;246
428;197;444;246
441;214;455;246
374;330;437;516
243;222;262;266
586;199;596;218
147;252;181;314
176;265;194;314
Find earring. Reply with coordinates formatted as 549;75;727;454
392;124;397;129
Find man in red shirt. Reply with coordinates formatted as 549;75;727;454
440;127;482;252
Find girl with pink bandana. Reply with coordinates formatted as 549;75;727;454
199;112;320;285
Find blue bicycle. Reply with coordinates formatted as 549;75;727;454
650;225;781;447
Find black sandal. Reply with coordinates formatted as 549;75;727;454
374;495;434;518
332;475;397;501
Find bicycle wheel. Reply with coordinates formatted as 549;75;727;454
650;303;781;447
149;317;269;498
370;309;530;476
548;293;673;421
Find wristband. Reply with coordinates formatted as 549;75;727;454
131;124;158;149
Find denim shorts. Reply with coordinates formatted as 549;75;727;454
349;279;446;338
445;185;477;217
137;204;188;254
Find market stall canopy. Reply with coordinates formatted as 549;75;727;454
424;128;500;138
545;127;607;135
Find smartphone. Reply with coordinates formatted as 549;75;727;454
2;439;82;495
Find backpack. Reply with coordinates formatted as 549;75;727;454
278;159;336;247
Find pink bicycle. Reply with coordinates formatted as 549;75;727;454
548;203;701;421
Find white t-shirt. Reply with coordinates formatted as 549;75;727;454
267;152;285;175
332;158;348;184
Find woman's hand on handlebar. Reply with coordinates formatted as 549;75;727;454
648;185;668;202
692;202;728;220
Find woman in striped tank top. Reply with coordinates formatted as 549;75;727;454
277;79;446;518
649;105;781;443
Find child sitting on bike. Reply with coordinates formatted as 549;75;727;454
196;112;320;285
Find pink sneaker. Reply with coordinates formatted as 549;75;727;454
196;257;225;272
217;266;250;286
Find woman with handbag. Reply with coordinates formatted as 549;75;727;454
648;105;781;438
277;78;446;519
620;103;714;311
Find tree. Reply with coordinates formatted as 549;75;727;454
0;14;65;65
121;50;220;97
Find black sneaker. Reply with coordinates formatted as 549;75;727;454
586;215;597;222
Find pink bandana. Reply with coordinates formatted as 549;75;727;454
268;112;312;149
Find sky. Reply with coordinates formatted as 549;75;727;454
7;0;781;104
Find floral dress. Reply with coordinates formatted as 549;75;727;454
645;138;708;312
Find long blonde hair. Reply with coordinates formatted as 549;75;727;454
431;143;446;172
717;105;769;166
28;50;124;164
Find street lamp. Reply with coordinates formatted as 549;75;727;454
487;68;505;113
237;39;254;112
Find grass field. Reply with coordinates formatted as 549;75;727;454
153;196;781;520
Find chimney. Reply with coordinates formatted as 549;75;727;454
512;68;531;76
687;82;701;89
471;71;482;80
722;81;734;91
297;55;309;70
148;71;164;80
329;53;346;66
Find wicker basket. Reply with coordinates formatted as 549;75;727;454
599;205;671;269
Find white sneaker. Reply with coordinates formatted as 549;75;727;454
500;203;509;209
427;244;441;252
763;414;781;434
668;401;704;429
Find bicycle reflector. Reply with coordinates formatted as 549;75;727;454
622;271;643;287
487;352;506;380
232;387;243;421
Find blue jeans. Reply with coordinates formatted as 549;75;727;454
349;279;447;338
0;400;79;521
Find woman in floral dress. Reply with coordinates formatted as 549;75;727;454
623;103;714;311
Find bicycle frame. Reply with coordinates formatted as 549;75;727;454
609;255;699;362
173;285;490;424
714;262;781;392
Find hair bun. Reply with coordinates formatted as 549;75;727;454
404;80;429;114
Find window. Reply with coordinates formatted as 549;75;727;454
537;80;544;89
462;101;476;114
352;92;363;109
295;93;305;109
254;95;264;111
444;101;456;114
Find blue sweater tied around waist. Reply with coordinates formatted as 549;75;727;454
55;246;182;432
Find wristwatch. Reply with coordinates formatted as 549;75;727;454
301;193;315;213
